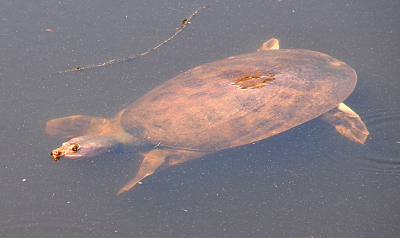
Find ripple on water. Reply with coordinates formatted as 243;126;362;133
355;106;400;176
316;106;400;176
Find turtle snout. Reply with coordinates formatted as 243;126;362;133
50;142;81;161
50;149;64;161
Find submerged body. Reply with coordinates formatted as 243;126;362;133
47;39;369;195
121;47;356;151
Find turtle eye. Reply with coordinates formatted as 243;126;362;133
70;143;81;153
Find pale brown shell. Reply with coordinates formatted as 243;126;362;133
121;49;356;151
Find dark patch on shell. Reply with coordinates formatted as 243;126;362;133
231;74;275;89
189;91;207;100
181;78;206;88
150;91;174;102
152;119;171;129
208;89;227;98
238;95;258;109
216;70;242;79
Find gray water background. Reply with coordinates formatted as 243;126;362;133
1;0;399;237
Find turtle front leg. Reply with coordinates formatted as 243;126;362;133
117;149;207;195
321;103;369;144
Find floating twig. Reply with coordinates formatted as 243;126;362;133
45;6;209;79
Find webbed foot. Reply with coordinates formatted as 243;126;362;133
321;103;369;144
46;115;123;138
118;149;207;195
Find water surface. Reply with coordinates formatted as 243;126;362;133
1;0;399;237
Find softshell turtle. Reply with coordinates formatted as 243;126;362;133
47;38;369;195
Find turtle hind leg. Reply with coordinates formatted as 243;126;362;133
46;115;111;138
321;103;369;144
117;149;208;195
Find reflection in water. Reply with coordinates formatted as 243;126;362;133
317;106;400;176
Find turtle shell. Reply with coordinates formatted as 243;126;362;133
121;49;356;151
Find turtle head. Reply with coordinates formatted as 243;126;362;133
50;135;119;161
50;132;145;161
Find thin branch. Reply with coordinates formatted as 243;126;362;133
45;6;209;79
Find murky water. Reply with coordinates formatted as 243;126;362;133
1;0;399;237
